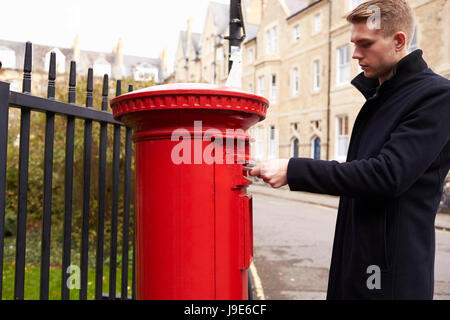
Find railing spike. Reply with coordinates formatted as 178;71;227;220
47;52;56;99
101;74;109;112
22;42;32;94
116;80;121;97
86;68;93;108
68;61;76;104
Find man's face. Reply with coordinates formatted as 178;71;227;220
350;21;398;80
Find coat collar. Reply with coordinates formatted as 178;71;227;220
351;49;428;100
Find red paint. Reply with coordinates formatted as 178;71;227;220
111;83;268;300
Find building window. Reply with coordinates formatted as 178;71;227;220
216;47;224;61
258;75;265;97
313;60;320;92
9;79;20;91
203;66;208;82
314;13;322;33
292;138;299;158
255;126;265;160
272;26;278;52
211;64;216;84
409;27;418;53
337;45;350;85
311;137;321;160
248;47;254;64
292;67;299;97
133;63;158;82
336;115;349;159
270;74;277;103
265;30;272;53
0;46;16;69
265;25;278;54
293;25;301;42
269;125;277;159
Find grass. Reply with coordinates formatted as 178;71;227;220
1;262;133;300
1;219;134;300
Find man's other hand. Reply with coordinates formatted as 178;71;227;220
249;159;289;189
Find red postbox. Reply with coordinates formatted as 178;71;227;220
111;83;268;300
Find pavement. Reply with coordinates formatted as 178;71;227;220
248;188;450;300
248;182;450;231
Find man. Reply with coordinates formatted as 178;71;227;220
249;0;450;299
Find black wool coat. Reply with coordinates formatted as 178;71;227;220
286;50;450;299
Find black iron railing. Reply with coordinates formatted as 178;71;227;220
0;42;135;300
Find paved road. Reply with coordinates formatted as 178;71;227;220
251;193;450;300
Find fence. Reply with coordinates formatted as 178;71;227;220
0;42;135;300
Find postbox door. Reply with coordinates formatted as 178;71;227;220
239;193;253;271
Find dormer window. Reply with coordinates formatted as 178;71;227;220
93;57;111;77
45;48;66;74
0;46;17;69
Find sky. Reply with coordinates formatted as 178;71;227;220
0;0;230;74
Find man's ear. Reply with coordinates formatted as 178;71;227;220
393;32;407;52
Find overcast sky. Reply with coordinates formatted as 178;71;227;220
0;0;230;73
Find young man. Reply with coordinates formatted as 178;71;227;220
250;0;450;299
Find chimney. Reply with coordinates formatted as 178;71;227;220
186;17;193;60
159;46;168;74
72;34;80;63
245;0;263;25
116;37;124;67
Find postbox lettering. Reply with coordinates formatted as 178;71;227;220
203;128;224;165
171;122;248;165
170;128;191;165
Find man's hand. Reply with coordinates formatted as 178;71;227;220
249;159;290;189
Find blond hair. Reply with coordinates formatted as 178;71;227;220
347;0;415;46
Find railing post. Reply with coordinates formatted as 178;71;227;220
0;81;10;300
15;42;33;300
40;51;56;300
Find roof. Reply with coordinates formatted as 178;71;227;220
0;39;167;82
286;0;324;20
244;23;259;43
208;1;230;36
284;0;311;16
178;31;202;59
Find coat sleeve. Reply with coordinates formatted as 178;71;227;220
287;86;450;199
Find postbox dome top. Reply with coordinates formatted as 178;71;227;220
111;83;269;122
112;82;269;102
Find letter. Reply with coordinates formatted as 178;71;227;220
261;305;266;314
171;128;191;164
193;306;200;315
201;307;210;315
194;121;203;164
225;128;247;164
211;306;218;318
66;265;80;290
367;5;381;30
184;306;191;315
203;128;223;165
366;265;381;290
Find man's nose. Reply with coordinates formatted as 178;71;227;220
352;46;363;60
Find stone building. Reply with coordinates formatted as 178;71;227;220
174;0;449;166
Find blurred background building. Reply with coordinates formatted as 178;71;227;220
172;0;449;166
